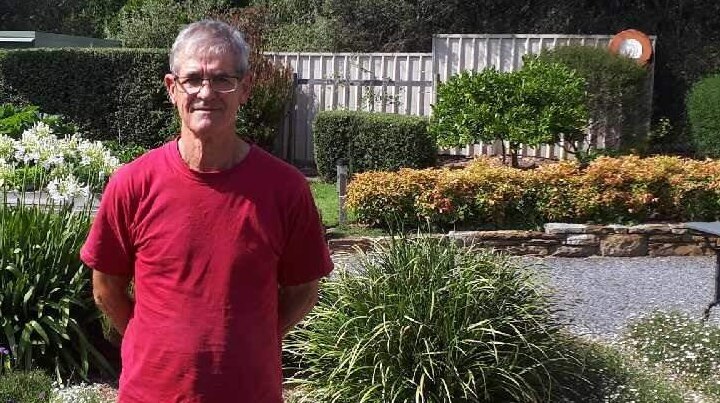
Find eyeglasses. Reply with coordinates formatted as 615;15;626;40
173;75;241;94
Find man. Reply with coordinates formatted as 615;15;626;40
80;20;333;402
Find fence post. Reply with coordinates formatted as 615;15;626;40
336;160;348;227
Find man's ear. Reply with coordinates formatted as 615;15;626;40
163;74;176;104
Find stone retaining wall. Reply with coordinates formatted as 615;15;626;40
328;223;720;257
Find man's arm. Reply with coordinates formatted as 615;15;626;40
92;270;134;336
278;280;320;338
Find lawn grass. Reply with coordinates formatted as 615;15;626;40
309;180;388;238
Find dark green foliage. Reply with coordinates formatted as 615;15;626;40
537;45;651;154
687;74;720;158
0;370;52;403
106;0;230;48
0;0;127;37
313;110;437;181
0;48;172;148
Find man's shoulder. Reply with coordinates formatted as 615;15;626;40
249;146;308;187
106;143;169;189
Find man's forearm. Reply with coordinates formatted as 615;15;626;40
92;271;134;336
95;290;134;336
278;281;319;337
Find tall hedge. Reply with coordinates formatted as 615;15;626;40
687;73;720;158
0;48;172;147
313;110;437;181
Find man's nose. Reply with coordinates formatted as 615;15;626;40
196;79;215;99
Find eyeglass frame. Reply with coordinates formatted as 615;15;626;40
172;74;244;95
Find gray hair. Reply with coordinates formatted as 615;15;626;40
169;20;250;76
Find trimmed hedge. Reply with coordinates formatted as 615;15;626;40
0;48;173;148
313;110;437;181
0;47;292;150
687;73;720;158
346;155;720;229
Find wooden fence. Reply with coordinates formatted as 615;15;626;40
267;33;656;166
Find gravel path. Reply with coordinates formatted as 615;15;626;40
332;253;720;340
527;256;720;340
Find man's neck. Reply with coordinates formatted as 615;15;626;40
178;131;249;172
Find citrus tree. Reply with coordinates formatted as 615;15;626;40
429;57;587;167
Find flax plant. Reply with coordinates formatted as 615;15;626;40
0;164;113;381
285;236;585;402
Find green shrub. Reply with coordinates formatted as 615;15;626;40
537;45;651;155
285;235;587;402
0;103;78;139
220;7;295;151
0;370;52;403
0;199;115;380
687;74;720;158
106;0;230;48
429;58;587;167
0;48;172;148
313;110;437;181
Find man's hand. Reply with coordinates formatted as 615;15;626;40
92;270;134;336
278;280;320;338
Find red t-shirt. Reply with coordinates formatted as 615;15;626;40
80;140;333;403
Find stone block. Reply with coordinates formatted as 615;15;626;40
605;224;630;234
504;245;553;256
552;245;598;257
565;234;599;246
648;234;692;243
600;234;648;257
524;239;562;246
545;223;601;235
628;224;673;235
649;243;704;257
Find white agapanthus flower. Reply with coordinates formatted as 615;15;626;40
47;174;90;204
0;135;15;160
0;158;14;189
14;122;67;169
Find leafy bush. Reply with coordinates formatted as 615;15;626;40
220;7;295;151
347;155;720;229
0;48;172;147
687;74;720;158
314;110;437;181
429;58;586;167
285;236;586;402
537;45;651;155
0;370;52;403
106;0;231;48
0;103;78;139
0;196;114;380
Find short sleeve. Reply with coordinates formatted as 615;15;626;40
277;181;333;286
80;172;135;276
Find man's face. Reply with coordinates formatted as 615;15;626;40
164;51;251;139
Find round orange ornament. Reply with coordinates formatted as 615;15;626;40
608;29;654;66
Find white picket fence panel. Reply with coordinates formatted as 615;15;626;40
267;33;656;165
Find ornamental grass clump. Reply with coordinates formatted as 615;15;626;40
285;236;585;402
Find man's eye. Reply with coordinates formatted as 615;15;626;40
214;77;232;85
182;78;203;87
